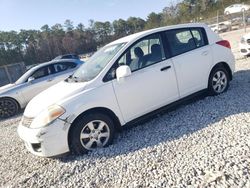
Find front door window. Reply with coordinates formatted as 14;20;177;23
117;34;165;72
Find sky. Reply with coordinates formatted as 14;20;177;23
0;0;175;32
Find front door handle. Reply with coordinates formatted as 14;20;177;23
161;66;171;71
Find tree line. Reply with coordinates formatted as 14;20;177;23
0;0;249;66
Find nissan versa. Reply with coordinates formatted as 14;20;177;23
18;23;235;157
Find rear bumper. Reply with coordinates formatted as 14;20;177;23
17;119;70;157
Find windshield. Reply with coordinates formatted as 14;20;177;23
72;43;125;82
15;67;36;84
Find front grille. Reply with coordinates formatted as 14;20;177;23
241;49;247;53
21;116;34;128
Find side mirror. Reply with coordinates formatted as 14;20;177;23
116;65;132;82
28;77;35;83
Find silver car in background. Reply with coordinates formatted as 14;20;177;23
0;59;83;118
209;23;228;33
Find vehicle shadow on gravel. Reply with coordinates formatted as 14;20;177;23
59;69;250;162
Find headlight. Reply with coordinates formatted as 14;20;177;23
30;105;65;129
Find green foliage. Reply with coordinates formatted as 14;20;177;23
145;12;162;29
1;0;250;66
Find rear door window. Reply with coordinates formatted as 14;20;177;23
165;27;208;56
166;29;196;56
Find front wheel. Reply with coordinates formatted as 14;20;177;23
0;98;19;119
208;67;229;96
69;113;115;155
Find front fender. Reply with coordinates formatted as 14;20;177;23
58;82;125;126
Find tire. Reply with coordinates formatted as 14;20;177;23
0;98;19;119
69;113;115;155
208;67;229;96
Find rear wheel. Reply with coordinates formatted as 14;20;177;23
208;67;229;95
69;113;115;155
0;98;19;118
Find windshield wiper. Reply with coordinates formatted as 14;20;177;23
65;75;85;83
72;76;79;82
65;75;78;82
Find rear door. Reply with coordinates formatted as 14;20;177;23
165;27;212;97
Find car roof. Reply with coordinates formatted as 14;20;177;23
53;54;79;60
230;4;243;6
108;23;207;46
15;59;82;84
29;59;81;71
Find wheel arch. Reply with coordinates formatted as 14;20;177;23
0;96;21;110
209;62;233;83
67;107;122;146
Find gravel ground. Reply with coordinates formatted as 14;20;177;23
1;39;250;188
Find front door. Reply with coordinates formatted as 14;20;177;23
112;33;179;123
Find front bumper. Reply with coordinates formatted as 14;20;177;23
17;119;70;157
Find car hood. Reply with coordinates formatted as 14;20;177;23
0;83;18;95
24;81;87;117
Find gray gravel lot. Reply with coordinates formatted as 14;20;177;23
1;47;250;187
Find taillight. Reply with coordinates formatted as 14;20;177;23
216;40;231;49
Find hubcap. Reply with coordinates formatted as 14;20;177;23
0;99;16;118
80;120;110;150
212;71;227;93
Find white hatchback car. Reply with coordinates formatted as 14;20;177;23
224;4;250;15
18;23;235;157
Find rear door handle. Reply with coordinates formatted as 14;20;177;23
202;51;208;56
161;66;171;71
